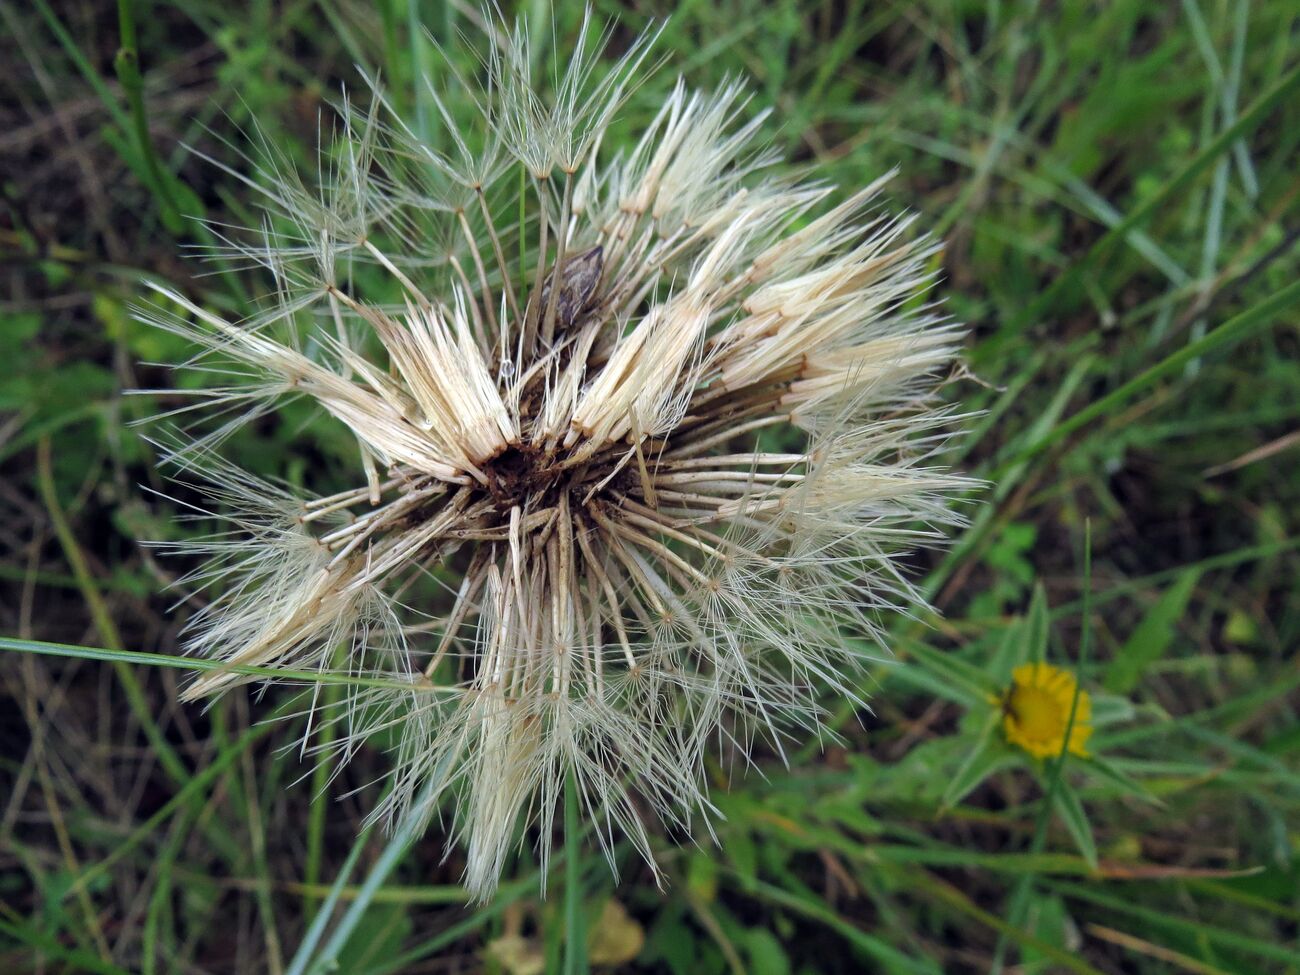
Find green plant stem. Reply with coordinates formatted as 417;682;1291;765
564;769;587;975
114;0;183;232
991;521;1093;972
303;665;342;915
288;766;451;974
898;867;1106;975
303;821;415;974
284;821;376;975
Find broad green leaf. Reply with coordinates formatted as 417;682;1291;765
643;904;703;975
688;850;720;903
743;928;791;975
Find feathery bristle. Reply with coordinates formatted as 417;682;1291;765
141;8;971;900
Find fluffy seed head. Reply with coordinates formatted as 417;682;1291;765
142;10;970;899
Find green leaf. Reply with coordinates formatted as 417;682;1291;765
1052;781;1098;870
1083;756;1161;805
744;881;943;975
643;904;702;975
688;850;720;903
1051;880;1300;968
941;722;1019;810
334;903;412;973
1021;895;1071;975
879;656;985;707
1087;693;1136;727
0;918;135;975
1;311;41;345
989;615;1029;683
743;928;791;975
1008;278;1300;467
1222;607;1257;645
1104;569;1200;694
725;828;758;887
888;639;1000;706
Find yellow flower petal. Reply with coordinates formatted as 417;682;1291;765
1002;662;1092;759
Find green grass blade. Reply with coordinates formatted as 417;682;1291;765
0;636;457;694
564;770;588;975
283;821;376;975
1005;59;1300;335
1001;278;1300;471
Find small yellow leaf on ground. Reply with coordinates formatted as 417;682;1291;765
588;899;645;966
484;933;545;975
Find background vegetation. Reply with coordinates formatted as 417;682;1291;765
2;1;1298;972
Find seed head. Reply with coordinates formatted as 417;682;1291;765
141;10;970;899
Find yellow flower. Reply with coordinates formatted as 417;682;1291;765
1002;663;1092;759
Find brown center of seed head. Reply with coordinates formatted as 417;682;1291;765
482;442;562;508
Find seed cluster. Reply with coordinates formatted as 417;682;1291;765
143;14;968;898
